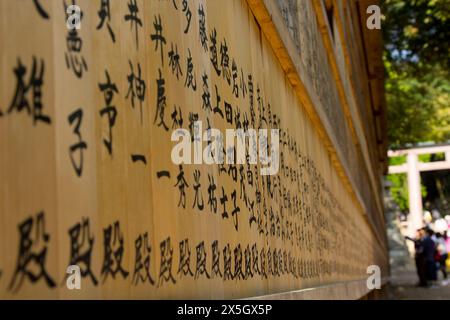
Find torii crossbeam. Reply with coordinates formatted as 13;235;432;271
388;144;450;236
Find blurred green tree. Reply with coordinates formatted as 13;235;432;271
383;0;449;73
382;0;450;213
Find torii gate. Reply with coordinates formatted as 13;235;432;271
388;144;450;236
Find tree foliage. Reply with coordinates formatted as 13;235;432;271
382;0;450;73
382;0;450;213
385;62;450;147
382;0;450;148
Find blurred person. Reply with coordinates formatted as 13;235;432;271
434;218;448;234
436;233;448;285
424;211;433;224
446;231;450;252
406;228;427;287
423;228;438;287
446;232;450;274
445;215;450;228
432;209;441;220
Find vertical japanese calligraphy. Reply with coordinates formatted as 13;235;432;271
0;0;388;299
